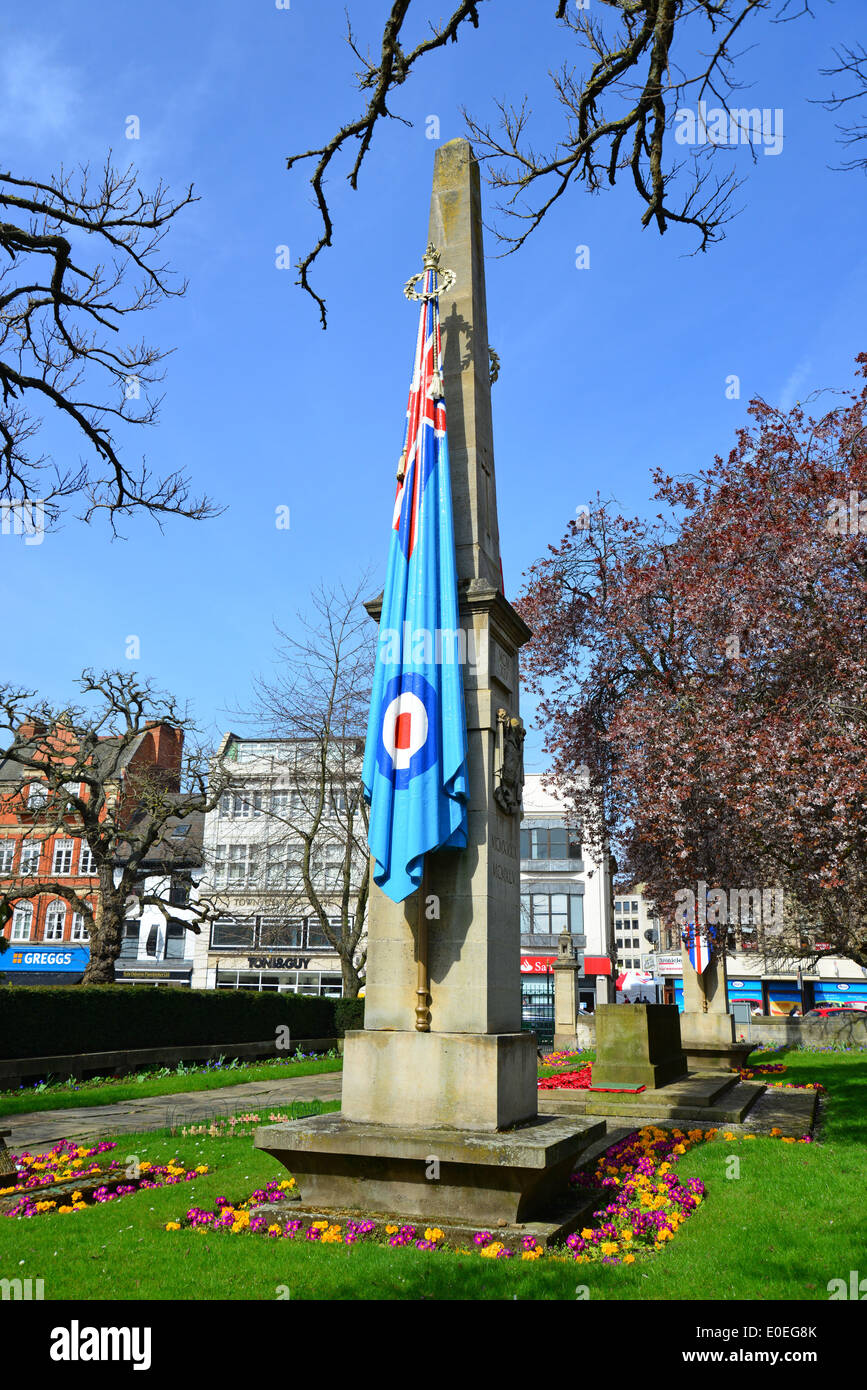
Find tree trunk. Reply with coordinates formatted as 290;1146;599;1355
340;952;361;999
80;880;124;985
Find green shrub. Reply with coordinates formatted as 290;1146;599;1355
334;996;365;1035
0;987;339;1060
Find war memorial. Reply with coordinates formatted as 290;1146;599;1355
254;141;818;1249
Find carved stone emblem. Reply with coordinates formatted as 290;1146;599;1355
494;707;525;815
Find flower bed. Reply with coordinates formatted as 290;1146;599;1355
739;1063;825;1092
538;1065;593;1090
162;1121;816;1263
1;1139;208;1218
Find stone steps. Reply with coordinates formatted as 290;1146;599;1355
538;1073;766;1124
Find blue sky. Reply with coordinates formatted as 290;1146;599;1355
2;0;865;772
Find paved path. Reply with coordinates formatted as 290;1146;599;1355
3;1073;344;1154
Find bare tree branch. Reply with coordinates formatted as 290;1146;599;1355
0;158;222;531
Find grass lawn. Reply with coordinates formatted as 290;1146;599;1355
1;1048;863;1300
0;1056;343;1118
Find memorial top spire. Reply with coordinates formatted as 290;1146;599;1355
427;139;502;590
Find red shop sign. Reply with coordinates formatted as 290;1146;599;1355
520;955;556;973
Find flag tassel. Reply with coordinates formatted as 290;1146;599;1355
415;858;431;1032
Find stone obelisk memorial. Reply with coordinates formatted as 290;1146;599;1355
255;140;600;1233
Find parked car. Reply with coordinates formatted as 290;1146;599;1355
805;1005;866;1018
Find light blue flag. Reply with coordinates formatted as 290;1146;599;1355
362;267;469;902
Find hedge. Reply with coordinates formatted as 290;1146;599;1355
334;997;365;1035
0;986;361;1061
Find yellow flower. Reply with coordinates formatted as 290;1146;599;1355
623;1253;635;1264
770;1127;782;1137
424;1228;444;1243
385;1224;399;1235
267;1224;282;1236
164;1221;181;1231
312;1219;329;1231
621;1228;634;1243
600;1241;618;1256
581;1228;595;1239
58;1205;75;1214
480;1242;504;1259
194;1165;209;1174
278;1178;295;1190
723;1131;736;1140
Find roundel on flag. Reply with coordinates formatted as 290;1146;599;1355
376;673;438;788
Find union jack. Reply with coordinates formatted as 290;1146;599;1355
393;269;445;560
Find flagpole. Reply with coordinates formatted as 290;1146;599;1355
415;857;431;1031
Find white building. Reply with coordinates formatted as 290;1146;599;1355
191;735;366;996
113;804;205;988
519;773;614;1022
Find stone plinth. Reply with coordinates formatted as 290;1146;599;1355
341;1030;537;1131
254;1113;602;1225
552;931;580;1051
590;1004;687;1090
680;1011;753;1071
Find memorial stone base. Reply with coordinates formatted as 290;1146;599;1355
340;1029;537;1132
254;1112;605;1226
679;1010;753;1072
590;1003;688;1090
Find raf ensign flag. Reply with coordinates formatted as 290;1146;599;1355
361;265;469;903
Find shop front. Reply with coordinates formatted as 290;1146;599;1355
210;951;343;996
0;944;90;986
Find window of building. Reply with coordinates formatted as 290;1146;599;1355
259;916;305;949
214;843;258;887
170;823;190;838
78;844;98;875
0;840;14;873
211;918;256;949
167;877;190;908
520;827;581;861
11;903;33;940
270;789;289;815
120;922;140;958
27;782;48;809
631;900;639;912
44;901;66;940
307;919;334;949
19;841;41;876
522;893;571;934
52;839;74;875
264;844;288;889
71;912;89;941
165;922;186;959
219;791;262;819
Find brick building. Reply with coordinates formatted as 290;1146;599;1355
0;718;183;985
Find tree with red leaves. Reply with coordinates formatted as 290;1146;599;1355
519;354;867;968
